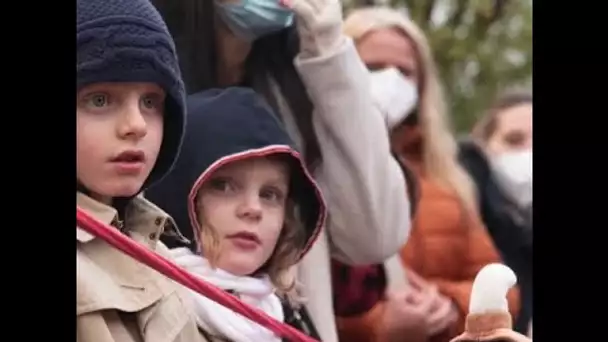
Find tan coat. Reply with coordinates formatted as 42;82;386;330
77;192;211;342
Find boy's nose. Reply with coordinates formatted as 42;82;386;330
117;102;147;139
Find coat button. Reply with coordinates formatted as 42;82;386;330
154;217;163;226
149;233;157;240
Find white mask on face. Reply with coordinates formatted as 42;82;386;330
491;150;533;207
369;68;418;130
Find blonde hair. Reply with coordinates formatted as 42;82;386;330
344;7;478;214
197;201;305;295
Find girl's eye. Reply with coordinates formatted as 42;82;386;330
260;187;285;203
88;94;109;108
207;178;235;193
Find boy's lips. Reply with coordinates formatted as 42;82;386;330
110;150;146;174
111;150;146;163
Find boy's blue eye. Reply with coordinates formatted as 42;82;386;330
141;94;164;110
89;94;108;107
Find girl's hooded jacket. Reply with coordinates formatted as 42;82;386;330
146;87;327;340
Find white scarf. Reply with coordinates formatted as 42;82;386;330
169;248;284;342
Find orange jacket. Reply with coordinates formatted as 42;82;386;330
336;147;519;342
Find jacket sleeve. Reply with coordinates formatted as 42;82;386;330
336;302;386;342
336;301;429;342
426;223;521;333
293;37;411;264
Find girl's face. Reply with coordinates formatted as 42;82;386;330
77;82;165;203
196;157;290;276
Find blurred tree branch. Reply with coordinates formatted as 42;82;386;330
448;0;468;27
422;0;437;28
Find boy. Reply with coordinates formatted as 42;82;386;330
76;0;207;341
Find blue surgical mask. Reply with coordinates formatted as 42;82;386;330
215;0;294;41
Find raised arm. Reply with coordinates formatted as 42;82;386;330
294;37;411;264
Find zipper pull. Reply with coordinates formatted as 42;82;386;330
292;310;311;335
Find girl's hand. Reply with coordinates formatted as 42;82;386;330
280;0;344;58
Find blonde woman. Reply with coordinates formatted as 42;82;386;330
331;7;520;342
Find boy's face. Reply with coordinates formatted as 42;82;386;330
196;157;290;276
77;82;165;203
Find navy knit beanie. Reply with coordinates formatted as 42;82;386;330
77;0;186;190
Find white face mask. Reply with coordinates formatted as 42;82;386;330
369;68;418;130
491;150;533;207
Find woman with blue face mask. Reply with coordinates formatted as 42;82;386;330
459;90;533;336
148;0;414;341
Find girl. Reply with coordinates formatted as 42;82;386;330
76;0;207;341
146;87;327;341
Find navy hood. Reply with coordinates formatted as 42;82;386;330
146;87;326;261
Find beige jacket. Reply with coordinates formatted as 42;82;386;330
272;38;412;342
77;192;211;342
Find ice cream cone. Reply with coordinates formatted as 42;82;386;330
450;263;531;342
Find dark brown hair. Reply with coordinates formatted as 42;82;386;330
472;90;532;142
150;0;321;169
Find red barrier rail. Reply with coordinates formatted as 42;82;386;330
77;206;319;342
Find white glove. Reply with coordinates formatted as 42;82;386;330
282;0;344;58
369;68;418;130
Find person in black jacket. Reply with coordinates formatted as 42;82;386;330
458;90;532;335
